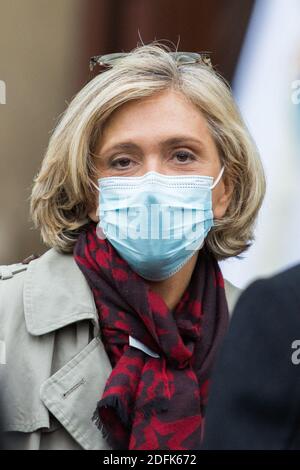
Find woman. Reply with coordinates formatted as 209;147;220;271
0;43;265;450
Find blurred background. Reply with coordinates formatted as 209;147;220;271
0;0;299;288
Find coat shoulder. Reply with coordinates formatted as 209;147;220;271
0;250;50;323
0;262;29;324
0;262;28;281
0;248;63;293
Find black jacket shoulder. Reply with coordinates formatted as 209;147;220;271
202;263;300;450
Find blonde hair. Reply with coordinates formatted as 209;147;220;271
30;42;266;260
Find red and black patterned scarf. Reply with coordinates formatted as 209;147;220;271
73;220;229;450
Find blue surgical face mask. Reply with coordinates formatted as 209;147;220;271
91;167;224;281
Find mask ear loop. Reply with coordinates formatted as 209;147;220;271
89;179;102;223
90;180;100;191
211;166;225;189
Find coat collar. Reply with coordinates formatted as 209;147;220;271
23;248;99;336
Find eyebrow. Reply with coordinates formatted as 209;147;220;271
99;136;206;155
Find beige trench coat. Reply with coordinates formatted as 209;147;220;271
0;247;241;450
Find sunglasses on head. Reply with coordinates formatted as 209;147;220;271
89;51;212;72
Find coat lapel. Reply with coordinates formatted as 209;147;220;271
40;336;113;450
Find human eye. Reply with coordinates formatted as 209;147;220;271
110;156;137;170
172;150;197;164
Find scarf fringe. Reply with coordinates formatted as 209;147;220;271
92;408;124;450
92;407;111;439
92;396;170;448
97;395;131;427
92;397;131;449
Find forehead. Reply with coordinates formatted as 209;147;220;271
99;89;212;148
